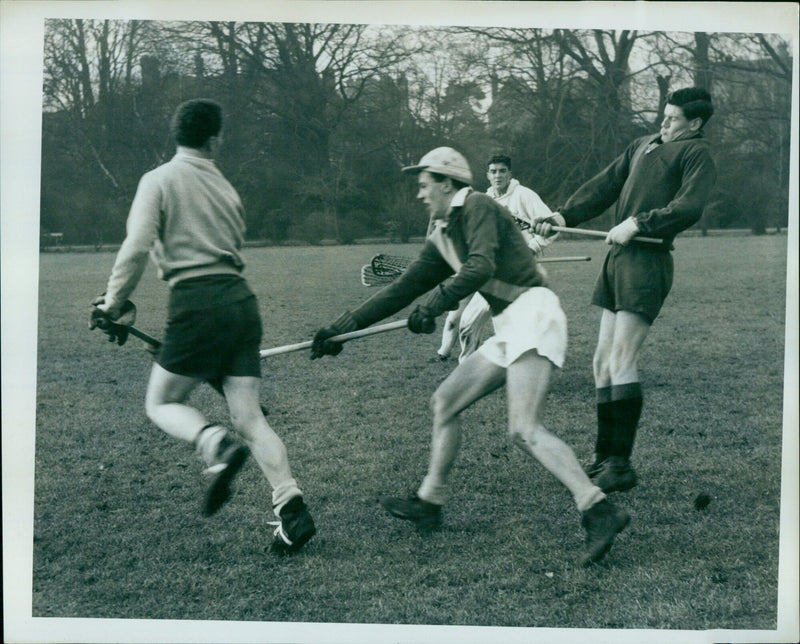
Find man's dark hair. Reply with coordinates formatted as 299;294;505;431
487;153;512;169
429;172;470;191
171;99;223;148
666;87;714;127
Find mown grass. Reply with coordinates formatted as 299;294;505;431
32;235;788;631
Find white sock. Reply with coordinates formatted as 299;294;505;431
417;475;447;506
272;479;303;516
575;485;606;513
195;424;226;466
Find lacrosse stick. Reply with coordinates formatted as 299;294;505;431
539;256;591;263
371;253;413;277
361;267;396;287
361;265;404;287
360;253;413;286
91;307;161;351
371;252;591;271
549;225;662;244
360;253;590;287
516;218;663;245
260;319;408;358
124;325;163;349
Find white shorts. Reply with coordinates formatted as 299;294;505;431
477;287;567;369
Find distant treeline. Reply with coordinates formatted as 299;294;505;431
40;21;793;247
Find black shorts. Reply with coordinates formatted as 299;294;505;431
591;245;674;324
158;293;262;380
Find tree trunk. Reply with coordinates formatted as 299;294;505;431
693;32;713;91
74;20;95;114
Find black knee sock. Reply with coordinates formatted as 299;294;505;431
595;386;614;461
610;383;643;460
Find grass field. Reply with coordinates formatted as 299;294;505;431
30;235;790;637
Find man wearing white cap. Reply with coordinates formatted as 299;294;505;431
437;152;557;362
310;147;630;566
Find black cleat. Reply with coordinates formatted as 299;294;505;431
270;496;316;555
594;456;638;493
580;498;630;566
379;493;442;531
201;436;249;517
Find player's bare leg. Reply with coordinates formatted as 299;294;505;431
594;310;650;386
506;349;629;566
591;310;650;492
144;363;205;441
223;375;314;552
145;363;249;516
423;351;506;500
592;309;617;389
222;375;301;505
379;351;504;528
505;350;603;510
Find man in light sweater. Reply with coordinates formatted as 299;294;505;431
91;99;315;554
437;153;556;362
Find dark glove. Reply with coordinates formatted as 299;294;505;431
311;327;345;358
89;297;136;346
310;311;358;360
407;307;436;334
421;284;460;318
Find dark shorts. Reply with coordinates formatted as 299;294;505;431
158;294;262;380
591;245;674;324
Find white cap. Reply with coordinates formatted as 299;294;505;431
402;147;473;184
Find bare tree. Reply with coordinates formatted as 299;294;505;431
42;19;167;245
184;21;418;240
39;20;793;244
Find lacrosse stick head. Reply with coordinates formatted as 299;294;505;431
360;254;414;286
370;253;412;277
361;263;396;287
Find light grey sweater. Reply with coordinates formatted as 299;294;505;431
104;148;245;311
487;178;555;253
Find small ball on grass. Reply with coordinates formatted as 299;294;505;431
694;492;712;511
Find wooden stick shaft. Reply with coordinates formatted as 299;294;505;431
538;256;591;263
127;325;161;348
259;319;408;358
550;225;662;245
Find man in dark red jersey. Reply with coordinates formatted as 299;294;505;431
536;87;716;494
312;146;629;567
